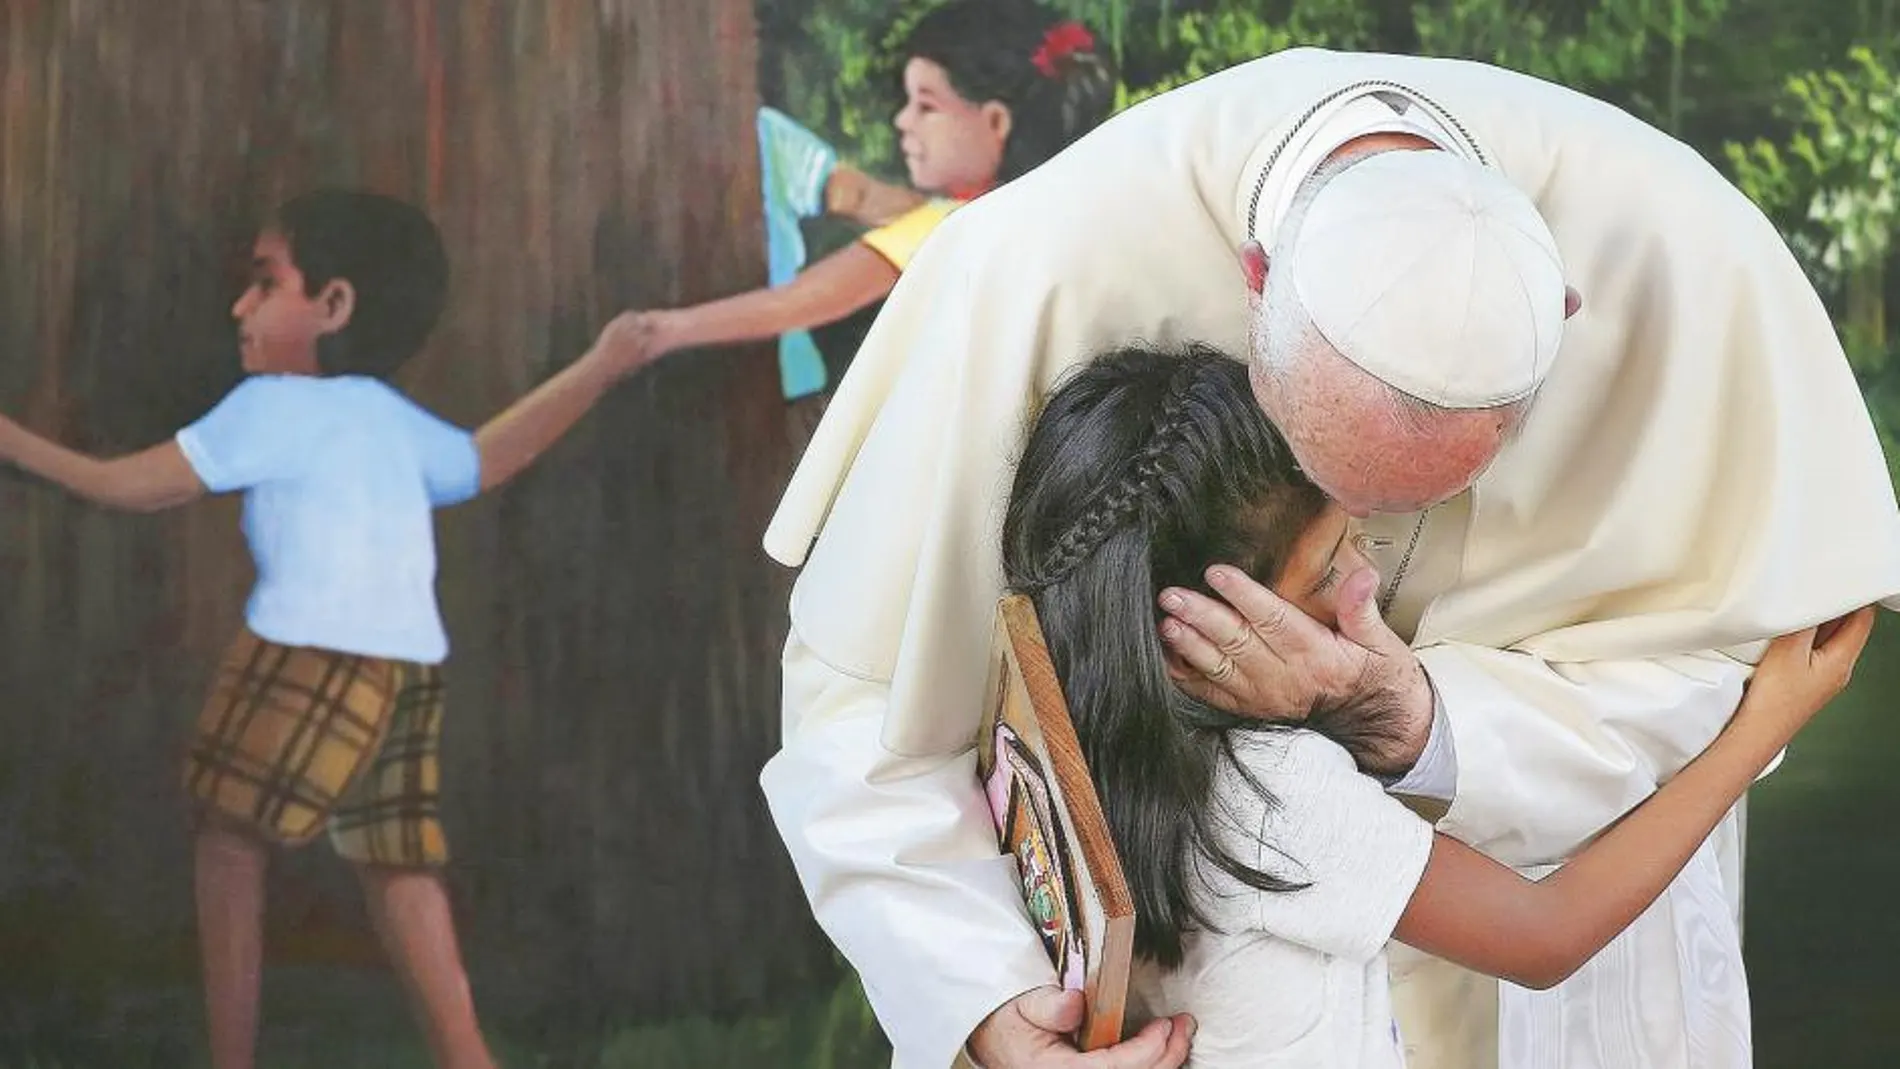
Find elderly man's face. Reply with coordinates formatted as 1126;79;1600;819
1237;240;1574;517
1248;353;1513;517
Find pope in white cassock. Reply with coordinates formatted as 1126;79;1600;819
755;47;1900;1069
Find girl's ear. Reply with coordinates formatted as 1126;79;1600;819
980;100;1014;150
315;278;357;336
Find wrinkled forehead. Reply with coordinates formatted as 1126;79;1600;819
1262;359;1509;511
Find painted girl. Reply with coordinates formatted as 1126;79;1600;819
624;0;1116;394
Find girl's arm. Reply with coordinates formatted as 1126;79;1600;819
0;415;205;512
638;243;900;361
1394;610;1875;990
825;165;928;228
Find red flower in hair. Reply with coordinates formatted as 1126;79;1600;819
1031;21;1095;78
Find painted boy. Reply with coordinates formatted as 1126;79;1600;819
0;189;651;1069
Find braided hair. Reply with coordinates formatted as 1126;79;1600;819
1001;344;1330;967
901;0;1117;182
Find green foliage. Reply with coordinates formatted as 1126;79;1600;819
1122;0;1374;105
1725;45;1900;482
1874;373;1900;487
1415;0;1729;128
1728;49;1900;292
761;0;909;174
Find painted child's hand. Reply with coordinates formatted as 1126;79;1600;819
824;165;872;219
592;311;669;377
1733;606;1876;743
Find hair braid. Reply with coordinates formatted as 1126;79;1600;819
1020;357;1209;589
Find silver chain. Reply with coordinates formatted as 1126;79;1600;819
1378;509;1432;617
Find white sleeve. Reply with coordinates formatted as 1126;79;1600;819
1229;733;1435;964
392;395;480;507
1420;642;1752;865
174;377;313;492
1382;687;1456;801
759;627;1056;1069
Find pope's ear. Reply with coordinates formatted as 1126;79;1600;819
1564;286;1583;319
1239;241;1269;295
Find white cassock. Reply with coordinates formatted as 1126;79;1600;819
756;48;1900;1069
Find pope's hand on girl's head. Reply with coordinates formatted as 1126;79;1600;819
1158;569;1330;720
1157;564;1435;776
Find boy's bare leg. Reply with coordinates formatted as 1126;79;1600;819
356;864;497;1069
195;822;271;1069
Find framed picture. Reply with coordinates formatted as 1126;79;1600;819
976;594;1135;1051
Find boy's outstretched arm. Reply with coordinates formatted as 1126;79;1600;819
473;315;650;494
0;415;205;512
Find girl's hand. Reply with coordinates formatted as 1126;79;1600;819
1733;607;1877;740
825;165;926;227
824;166;873;219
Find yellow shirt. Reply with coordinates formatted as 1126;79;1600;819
859;198;961;271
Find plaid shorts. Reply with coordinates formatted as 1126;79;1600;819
183;629;449;868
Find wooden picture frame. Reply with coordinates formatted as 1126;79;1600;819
976;594;1136;1050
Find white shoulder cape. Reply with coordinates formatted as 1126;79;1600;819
765;48;1900;758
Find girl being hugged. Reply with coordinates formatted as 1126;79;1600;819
1001;344;1872;1067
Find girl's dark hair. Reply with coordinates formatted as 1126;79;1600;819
1001;344;1330;968
271;189;450;381
902;0;1116;182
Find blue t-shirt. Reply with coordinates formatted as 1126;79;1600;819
175;374;480;664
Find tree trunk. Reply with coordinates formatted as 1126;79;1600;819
0;0;834;1048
